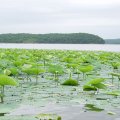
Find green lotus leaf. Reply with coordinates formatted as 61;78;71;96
48;65;64;74
66;63;78;69
62;78;79;86
79;65;94;73
106;91;120;96
4;69;11;76
85;104;104;112
109;72;120;77
0;74;18;86
87;78;105;85
35;113;61;120
93;83;107;89
22;68;45;75
83;85;97;91
9;68;19;75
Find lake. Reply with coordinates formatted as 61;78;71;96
0;44;120;120
0;43;120;52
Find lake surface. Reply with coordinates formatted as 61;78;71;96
0;43;120;52
0;43;120;120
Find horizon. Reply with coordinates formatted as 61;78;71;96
0;32;119;39
0;0;120;39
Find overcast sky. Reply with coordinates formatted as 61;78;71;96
0;0;120;39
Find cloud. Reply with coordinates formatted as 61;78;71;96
0;0;120;38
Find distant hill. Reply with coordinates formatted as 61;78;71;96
105;39;120;44
0;33;105;44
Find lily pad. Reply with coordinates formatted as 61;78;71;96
85;104;104;112
106;91;120;96
107;111;116;115
35;113;62;120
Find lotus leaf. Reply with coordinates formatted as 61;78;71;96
35;113;61;120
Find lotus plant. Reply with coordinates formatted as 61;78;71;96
83;78;106;94
0;74;18;103
79;65;94;80
62;69;78;86
22;65;45;84
111;62;120;70
109;72;120;88
48;64;64;85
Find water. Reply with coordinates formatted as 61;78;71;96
0;43;120;52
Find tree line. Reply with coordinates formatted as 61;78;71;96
0;33;105;44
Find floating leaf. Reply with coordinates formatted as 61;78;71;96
85;104;104;112
109;72;120;77
35;113;62;120
106;91;120;96
107;111;116;115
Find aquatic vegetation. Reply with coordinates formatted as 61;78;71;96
66;63;78;69
83;85;97;91
48;64;64;84
22;66;45;84
42;55;53;68
83;78;106;93
85;104;104;112
3;69;11;76
62;68;79;86
0;74;18;103
79;65;94;80
35;113;61;120
48;65;64;75
111;62;120;70
0;60;9;69
109;72;120;87
107;111;116;115
9;67;19;77
62;57;74;63
13;60;24;67
106;91;120;97
62;78;78;86
0;49;120;120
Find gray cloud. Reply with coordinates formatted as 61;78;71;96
0;0;120;38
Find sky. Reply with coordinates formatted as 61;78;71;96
0;0;120;39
